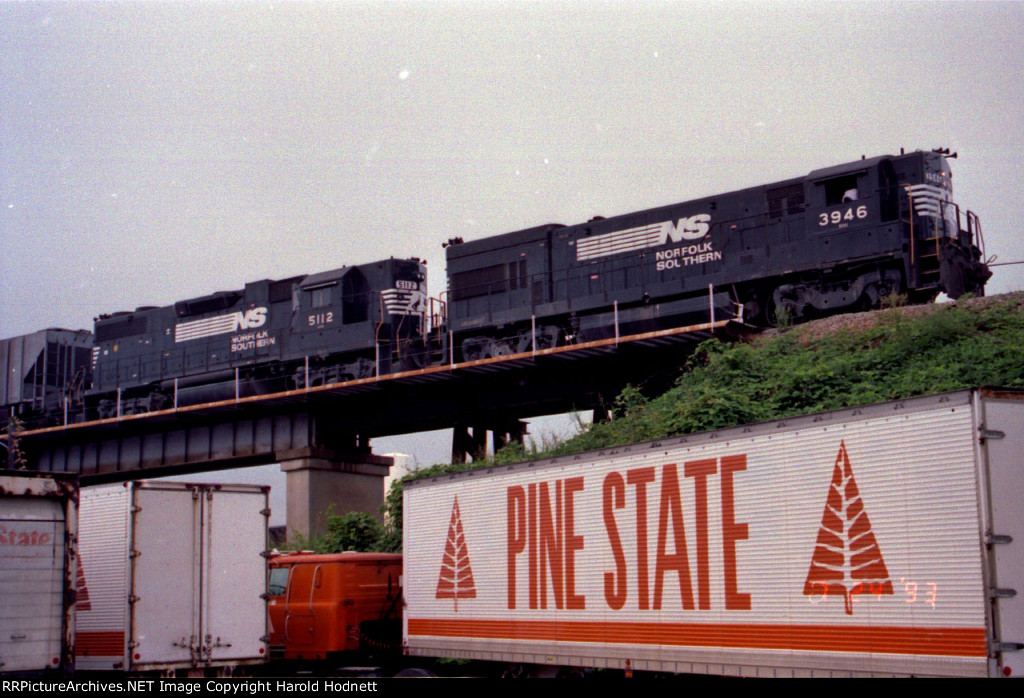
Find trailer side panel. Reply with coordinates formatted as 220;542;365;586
405;392;1006;677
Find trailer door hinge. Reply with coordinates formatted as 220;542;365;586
980;429;1006;441
991;588;1017;599
987;533;1013;546
997;642;1024;652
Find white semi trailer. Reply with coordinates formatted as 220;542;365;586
0;471;77;676
76;481;269;674
404;388;1024;677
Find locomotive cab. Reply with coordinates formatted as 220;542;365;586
291;258;430;385
761;149;988;324
897;150;989;299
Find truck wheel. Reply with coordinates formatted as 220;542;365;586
393;667;436;677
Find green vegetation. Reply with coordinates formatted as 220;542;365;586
552;296;1024;452
4;416;29;470
286;511;395;554
521;294;1024;457
329;294;1024;552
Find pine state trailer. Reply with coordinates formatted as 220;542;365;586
404;388;1024;678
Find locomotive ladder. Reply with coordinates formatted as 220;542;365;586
903;185;942;286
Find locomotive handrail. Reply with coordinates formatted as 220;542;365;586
613;303;619;347
97;292;735;424
7;315;737;440
903;183;917;265
19;273;741;434
374;290;385;380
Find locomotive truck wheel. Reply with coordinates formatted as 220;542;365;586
461;337;488;362
766;297;797;328
489;339;513;357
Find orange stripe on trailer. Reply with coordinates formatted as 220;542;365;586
407;619;987;658
75;631;125;656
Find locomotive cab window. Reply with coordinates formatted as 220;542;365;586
304;281;339;328
310;287;332;308
822;174;862;206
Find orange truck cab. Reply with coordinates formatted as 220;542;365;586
267;552;403;664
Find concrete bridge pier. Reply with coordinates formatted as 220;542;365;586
279;447;393;542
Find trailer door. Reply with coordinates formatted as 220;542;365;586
131;485;200;668
980;397;1024;678
0;497;65;674
201;486;267;663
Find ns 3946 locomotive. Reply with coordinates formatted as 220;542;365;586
445;147;990;361
0;148;991;429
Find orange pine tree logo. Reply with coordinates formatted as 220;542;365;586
435;497;477;611
76;555;91;611
804;441;893;614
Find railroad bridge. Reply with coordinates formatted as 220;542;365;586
5;319;741;538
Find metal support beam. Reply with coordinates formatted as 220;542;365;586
29;411;370;485
451;420;527;463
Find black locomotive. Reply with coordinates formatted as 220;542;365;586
0;149;990;430
88;258;429;419
446;147;989;360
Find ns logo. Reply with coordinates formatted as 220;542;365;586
657;213;712;244
232;307;268;331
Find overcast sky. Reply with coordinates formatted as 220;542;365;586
3;1;1023;501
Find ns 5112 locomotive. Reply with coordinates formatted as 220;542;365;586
1;259;429;428
0;148;990;429
87;258;430;419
